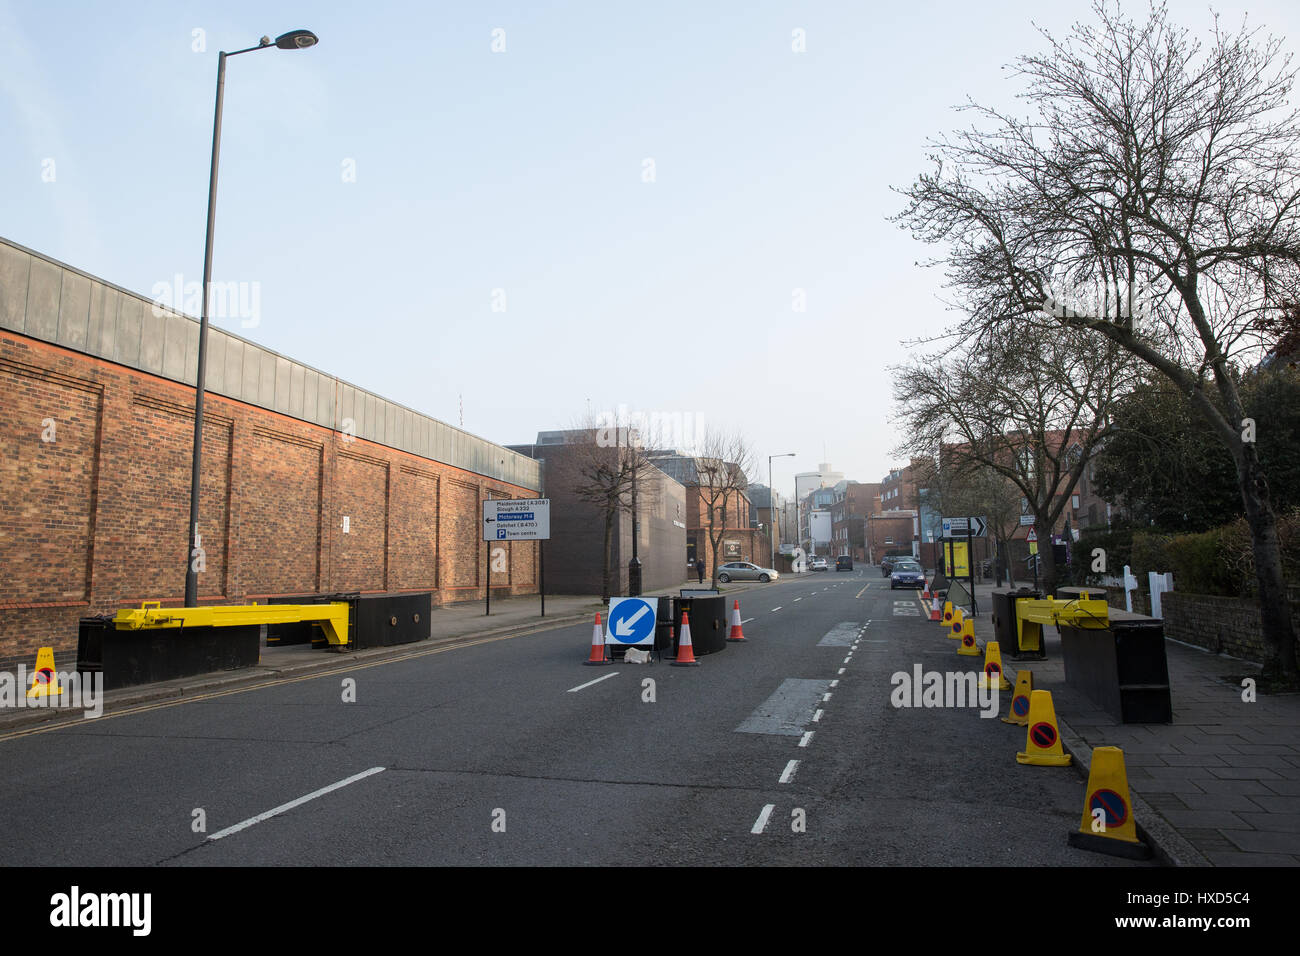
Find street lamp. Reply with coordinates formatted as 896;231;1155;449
185;30;319;607
769;453;795;571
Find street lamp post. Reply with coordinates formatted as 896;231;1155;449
768;453;795;571
185;30;318;607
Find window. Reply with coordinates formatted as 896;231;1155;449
1071;494;1080;510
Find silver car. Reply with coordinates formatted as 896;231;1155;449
716;562;780;583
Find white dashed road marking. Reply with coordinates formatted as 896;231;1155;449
752;804;776;834
779;760;800;784
798;731;814;747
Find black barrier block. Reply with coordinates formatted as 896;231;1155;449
1060;609;1172;723
670;595;727;657
351;592;431;648
990;588;1043;659
88;623;261;691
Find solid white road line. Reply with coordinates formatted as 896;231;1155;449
752;804;776;834
779;759;800;784
798;731;814;747
567;672;620;693
207;767;386;842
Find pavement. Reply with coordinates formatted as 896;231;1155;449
947;579;1300;866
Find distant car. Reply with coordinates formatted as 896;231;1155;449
810;557;828;571
716;562;780;583
836;556;853;571
890;560;925;590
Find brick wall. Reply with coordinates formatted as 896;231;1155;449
1162;592;1300;664
0;331;538;670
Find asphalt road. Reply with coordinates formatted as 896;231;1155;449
0;569;1151;866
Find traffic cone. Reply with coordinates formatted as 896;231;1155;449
583;613;611;666
26;647;63;699
1067;747;1152;859
1001;670;1034;725
921;580;932;600
941;601;954;627
727;600;747;642
979;641;1013;691
948;607;965;640
1016;690;1072;766
672;611;700;667
957;617;980;656
929;593;942;622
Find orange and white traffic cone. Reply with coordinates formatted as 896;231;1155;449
584;613;611;666
929;593;942;622
672;611;700;667
727;600;747;643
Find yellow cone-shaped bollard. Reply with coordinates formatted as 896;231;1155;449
1001;670;1034;725
957;617;981;656
941;601;954;628
1016;690;1072;766
26;647;63;699
948;607;965;640
979;641;1013;690
1067;747;1152;859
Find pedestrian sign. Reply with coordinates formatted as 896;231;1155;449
606;597;657;645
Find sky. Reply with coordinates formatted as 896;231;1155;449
4;0;1300;501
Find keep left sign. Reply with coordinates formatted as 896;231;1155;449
606;597;657;645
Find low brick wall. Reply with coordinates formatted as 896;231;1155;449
1162;592;1300;663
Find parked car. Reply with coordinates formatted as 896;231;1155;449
836;556;854;571
716;562;780;583
810;557;829;571
890;559;925;589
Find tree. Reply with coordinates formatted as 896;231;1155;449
895;1;1300;680
557;418;661;601
692;429;757;588
894;322;1132;594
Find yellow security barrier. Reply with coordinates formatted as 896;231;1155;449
1013;593;1110;655
110;601;351;646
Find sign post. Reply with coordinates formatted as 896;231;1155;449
482;498;552;617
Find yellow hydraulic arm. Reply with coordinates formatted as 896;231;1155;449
111;601;351;646
1013;593;1110;654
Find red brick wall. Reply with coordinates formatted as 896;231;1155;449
0;332;538;668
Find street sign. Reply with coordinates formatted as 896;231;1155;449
1019;514;1035;526
482;498;551;541
606;597;657;645
1026;528;1037;542
941;516;987;537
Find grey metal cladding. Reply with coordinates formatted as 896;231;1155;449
138;303;165;375
274;356;291;414
25;258;61;340
115;296;143;366
206;329;227;393
2;238;539;489
0;243;31;333
57;270;91;351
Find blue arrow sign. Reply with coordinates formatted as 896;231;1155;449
607;597;656;645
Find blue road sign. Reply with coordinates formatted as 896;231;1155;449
607;597;657;645
497;528;506;539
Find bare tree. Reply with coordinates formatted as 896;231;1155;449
556;416;662;601
895;1;1300;679
692;429;757;588
894;324;1131;593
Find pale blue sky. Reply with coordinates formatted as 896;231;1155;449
4;0;1299;498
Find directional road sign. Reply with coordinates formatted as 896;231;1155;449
941;516;987;537
606;597;657;646
482;498;551;541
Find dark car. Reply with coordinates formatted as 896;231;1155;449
890;559;925;590
836;556;853;571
